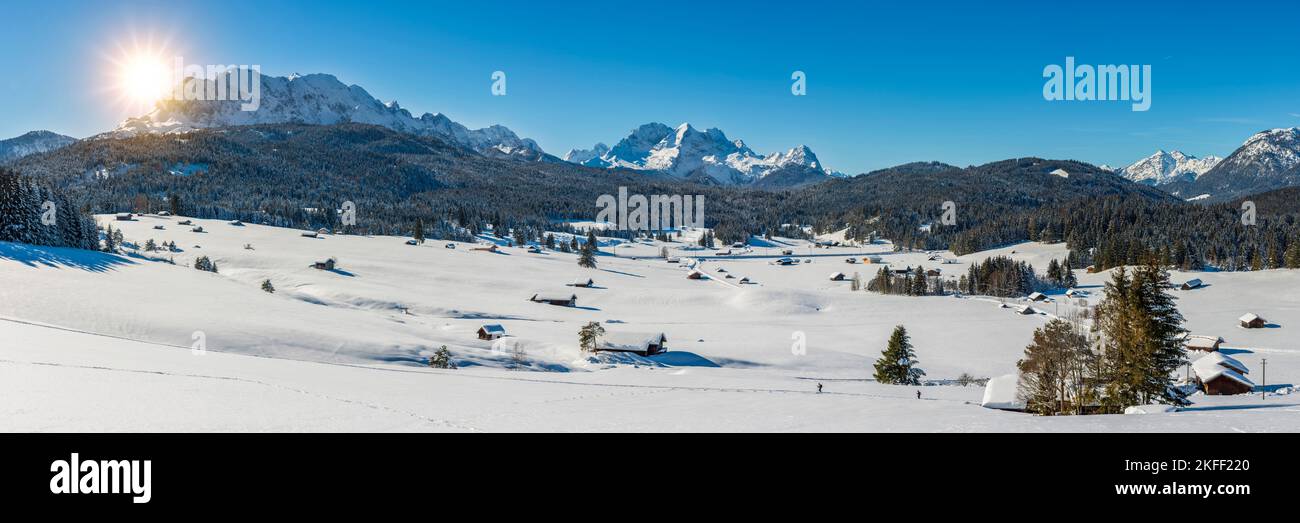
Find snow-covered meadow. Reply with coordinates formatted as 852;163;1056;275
1;214;1297;431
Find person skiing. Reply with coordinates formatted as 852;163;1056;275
817;383;823;394
916;390;921;400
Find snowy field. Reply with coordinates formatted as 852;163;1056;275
1;214;1297;432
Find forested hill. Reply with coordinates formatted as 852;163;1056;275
12;122;1296;271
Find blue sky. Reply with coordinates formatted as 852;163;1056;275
2;0;1297;173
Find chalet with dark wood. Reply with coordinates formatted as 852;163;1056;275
529;292;576;307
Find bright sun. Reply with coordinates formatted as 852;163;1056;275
119;54;170;105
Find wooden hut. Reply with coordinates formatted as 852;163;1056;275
477;324;506;340
1239;313;1266;329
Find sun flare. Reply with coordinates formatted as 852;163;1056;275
118;54;170;105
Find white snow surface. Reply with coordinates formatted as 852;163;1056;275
2;218;1299;432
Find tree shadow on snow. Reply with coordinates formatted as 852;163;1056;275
0;242;135;273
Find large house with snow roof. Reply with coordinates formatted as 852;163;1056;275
1193;352;1254;395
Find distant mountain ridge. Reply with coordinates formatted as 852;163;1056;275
1118;150;1221;186
564;122;838;187
110;72;552;162
0;131;77;162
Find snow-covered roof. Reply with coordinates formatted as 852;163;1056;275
1193;352;1248;376
1183;278;1203;288
1027;292;1047;301
479;324;506;334
981;374;1024;410
829;272;845;279
1184;335;1223;350
1050;168;1069;178
572;277;594;285
1239;313;1260;323
1017;305;1038;315
531;293;576;302
599;332;667;352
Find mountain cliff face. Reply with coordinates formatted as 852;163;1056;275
1160;128;1300;201
109;73;551;161
0;131;77;162
564;122;835;187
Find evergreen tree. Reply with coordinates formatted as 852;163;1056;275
428;345;457;369
413;218;425;244
577;230;600;268
873;325;925;385
261;279;275;293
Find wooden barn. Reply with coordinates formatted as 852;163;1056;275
1239;313;1266;329
1016;305;1039;315
477;324;506;340
595;332;668;357
471;244;499;253
773;257;796;266
1181;278;1203;290
1027;292;1048;302
1183;335;1224;352
312;258;336;271
301;230;318;238
1193;352;1254;395
570;277;595;288
829;272;846;281
114;213;133;221
529;293;576;307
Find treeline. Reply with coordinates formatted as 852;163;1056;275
0;167;98;250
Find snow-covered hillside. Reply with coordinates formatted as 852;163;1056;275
565;123;835;185
2;216;1297;431
1118;150;1221;186
110;73;548;161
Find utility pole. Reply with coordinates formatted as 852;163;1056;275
1261;358;1267;400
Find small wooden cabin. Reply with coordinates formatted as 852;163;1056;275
829;272;846;281
114;213;133;221
1181;278;1203;290
1239;313;1266;329
595;332;668;357
1027;292;1048;302
312;259;336;271
477;324;506;340
1184;335;1224;352
570;277;595;288
686;270;705;280
529;293;577;307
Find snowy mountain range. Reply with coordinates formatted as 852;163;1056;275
0;130;77;162
110;73;551;162
1117;150;1222;186
1145;128;1300;201
564;123;842;186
